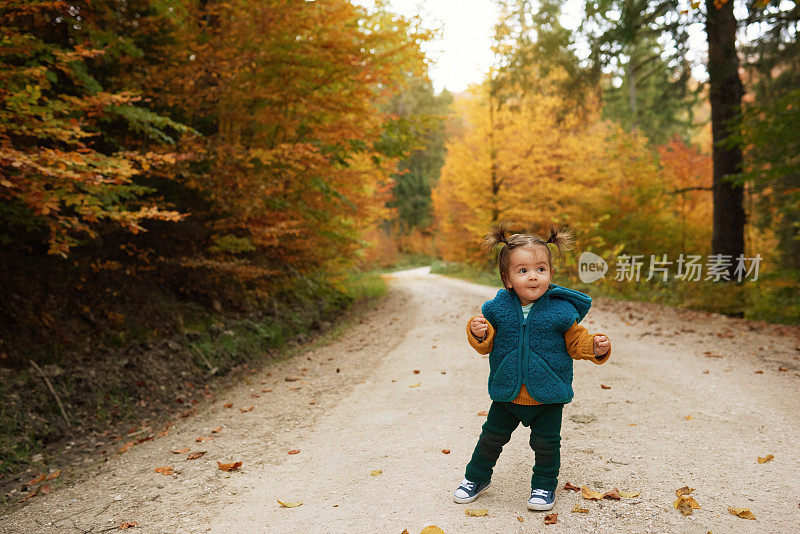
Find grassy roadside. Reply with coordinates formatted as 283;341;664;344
0;269;388;505
430;260;799;325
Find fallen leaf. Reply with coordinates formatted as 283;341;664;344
757;454;774;463
251;394;260;398
603;488;621;500
778;367;788;372
39;484;52;495
420;527;445;534
619;490;641;498
186;451;206;460
309;399;316;404
684;415;693;420
465;508;488;517
563;482;580;492
517;516;524;522
544;512;558;524
674;495;700;515
289;386;302;390
262;389;272;393
581;486;602;500
571;504;589;513
118;522;138;529
18;490;37;503
703;351;723;358
223;403;233;408
239;406;254;412
118;441;135;454
28;473;47;485
754;370;764;374
441;449;450;454
179;409;194;418
413;369;420;374
728;507;756;520
217;461;242;471
285;376;300;382
211;426;222;433
276;499;302;508
600;384;611;389
370;470;382;476
477;411;488;416
154;466;174;476
45;470;61;481
172;448;190;454
675;486;695;496
409;383;420;388
288;449;300;455
196;437;210;442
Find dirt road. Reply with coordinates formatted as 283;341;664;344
2;267;799;533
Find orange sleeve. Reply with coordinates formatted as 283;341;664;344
564;321;611;365
466;316;495;355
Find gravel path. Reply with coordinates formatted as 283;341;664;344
2;267;799;533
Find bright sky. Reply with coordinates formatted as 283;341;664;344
359;0;709;94
382;0;501;94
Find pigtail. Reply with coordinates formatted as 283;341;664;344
483;221;512;253
544;225;575;262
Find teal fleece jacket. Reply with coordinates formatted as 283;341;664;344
481;283;592;404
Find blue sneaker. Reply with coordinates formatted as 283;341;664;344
453;478;491;503
527;488;555;510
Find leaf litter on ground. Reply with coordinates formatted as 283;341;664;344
465;508;487;517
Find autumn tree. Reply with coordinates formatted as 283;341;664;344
0;1;189;257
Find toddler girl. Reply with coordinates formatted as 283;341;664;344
453;224;611;511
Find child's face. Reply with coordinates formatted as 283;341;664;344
504;246;554;306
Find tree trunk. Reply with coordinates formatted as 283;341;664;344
627;50;637;131
705;0;745;279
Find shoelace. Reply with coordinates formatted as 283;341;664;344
531;489;551;498
462;481;477;491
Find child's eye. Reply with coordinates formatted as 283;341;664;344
519;268;526;274
538;267;546;272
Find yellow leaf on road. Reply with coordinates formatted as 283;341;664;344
571;504;589;513
728;507;756;520
409;383;420;388
420;527;445;534
757;454;774;463
370;470;382;476
619;490;641;498
277;500;302;508
674;495;700;515
465;509;488;517
581;486;602;500
675;486;695;496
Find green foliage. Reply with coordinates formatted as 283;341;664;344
581;0;697;143
209;235;257;255
381;77;453;232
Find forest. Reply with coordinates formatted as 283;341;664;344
0;0;797;501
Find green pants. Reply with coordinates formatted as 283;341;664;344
464;401;564;491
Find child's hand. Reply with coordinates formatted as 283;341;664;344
593;334;611;356
470;314;489;339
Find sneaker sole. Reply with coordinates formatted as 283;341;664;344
453;482;491;504
526;500;555;511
